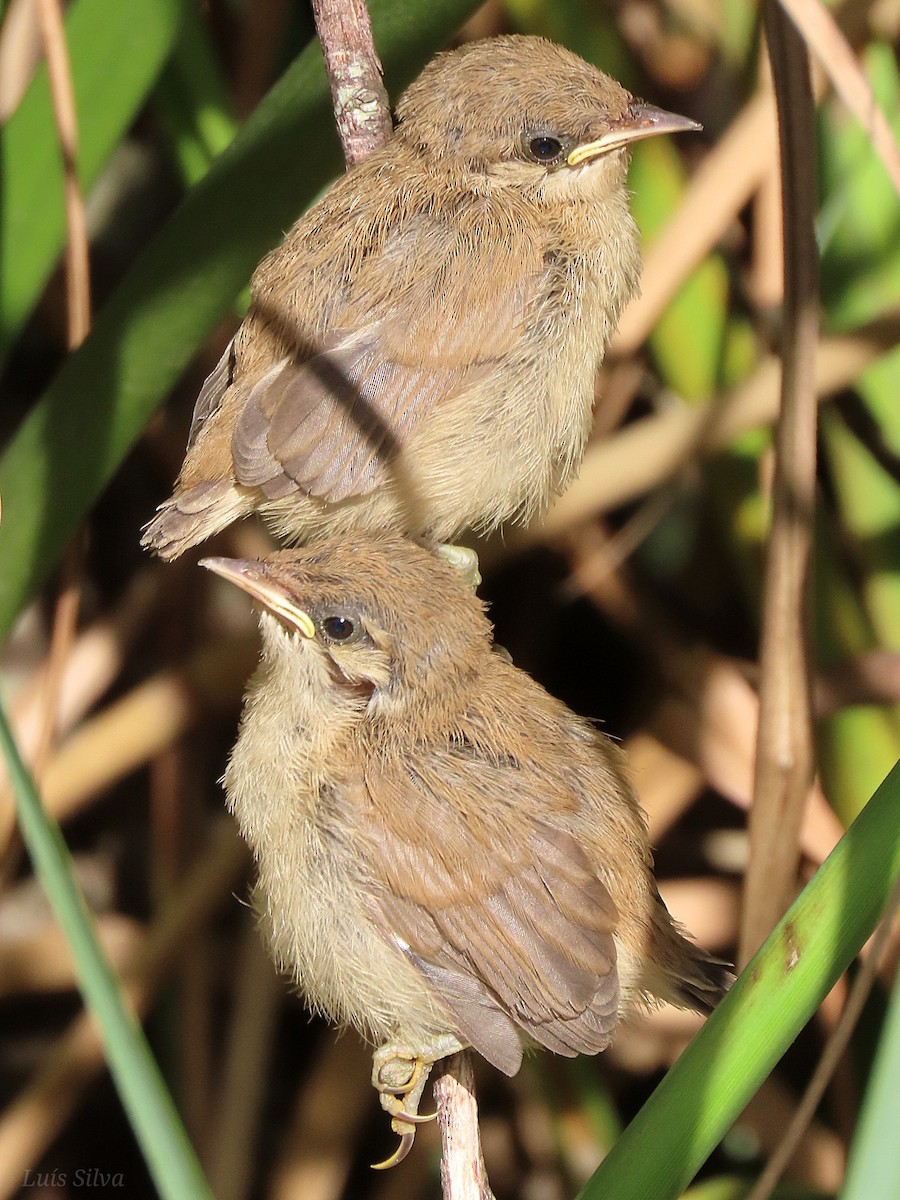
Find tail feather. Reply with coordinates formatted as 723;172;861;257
142;480;245;560
674;951;734;1015
651;890;734;1015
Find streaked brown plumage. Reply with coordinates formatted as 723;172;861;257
145;35;698;559
203;533;729;1166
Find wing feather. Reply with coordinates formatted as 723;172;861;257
229;212;542;502
346;748;621;1073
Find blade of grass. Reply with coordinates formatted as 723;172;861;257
0;701;213;1199
744;876;900;1200
575;757;900;1200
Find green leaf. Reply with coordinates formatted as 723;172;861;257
0;0;189;363
576;759;900;1200
153;5;237;186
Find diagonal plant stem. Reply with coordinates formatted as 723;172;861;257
526;320;894;545
739;0;820;966
0;702;215;1199
613;91;777;357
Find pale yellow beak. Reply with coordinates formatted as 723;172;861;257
568;101;701;166
201;557;316;639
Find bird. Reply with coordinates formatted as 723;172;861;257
202;532;730;1167
145;34;699;560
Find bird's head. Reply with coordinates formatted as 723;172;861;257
394;35;699;202
202;533;493;729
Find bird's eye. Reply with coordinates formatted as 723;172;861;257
321;614;357;644
525;134;565;164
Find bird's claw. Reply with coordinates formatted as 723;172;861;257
386;1104;439;1123
371;1049;437;1168
370;1037;463;1168
371;1129;416;1171
369;1101;438;1171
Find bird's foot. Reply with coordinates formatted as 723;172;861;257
370;1035;464;1169
371;1051;435;1170
433;544;482;590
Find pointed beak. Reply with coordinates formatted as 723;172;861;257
201;557;316;639
567;101;701;166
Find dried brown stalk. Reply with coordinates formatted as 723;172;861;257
0;635;258;852
528;322;894;543
560;526;845;867
33;0;90;348
0;913;141;997
25;546;81;790
268;1032;374;1200
208;926;282;1200
739;2;820;965
750;57;785;309
623;731;704;843
0;0;43;119
816;651;900;714
741;1077;844;1192
779;0;900;199
26;0;91;831
4;571;160;760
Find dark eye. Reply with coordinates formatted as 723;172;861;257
321;615;357;643
525;134;565;164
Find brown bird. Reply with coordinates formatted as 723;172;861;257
202;533;730;1167
145;35;699;560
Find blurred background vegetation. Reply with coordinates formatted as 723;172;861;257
0;0;898;1197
